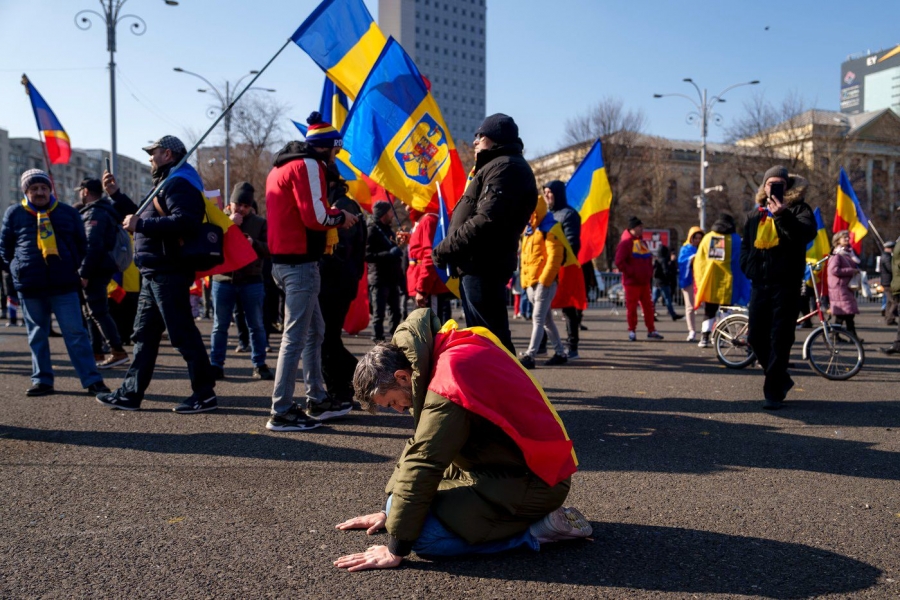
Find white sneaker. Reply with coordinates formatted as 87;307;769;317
529;506;593;544
686;331;696;342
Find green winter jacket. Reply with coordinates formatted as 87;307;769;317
384;309;571;556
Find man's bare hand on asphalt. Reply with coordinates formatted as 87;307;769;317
335;511;386;535
334;545;402;572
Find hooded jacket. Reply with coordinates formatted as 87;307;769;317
677;225;704;289
406;213;449;297
266;141;345;263
432;142;537;278
652;245;676;287
614;229;653;286
827;246;860;316
520;199;564;288
545;180;581;258
739;174;817;287
384;309;571;556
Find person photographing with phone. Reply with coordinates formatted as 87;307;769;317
739;166;817;410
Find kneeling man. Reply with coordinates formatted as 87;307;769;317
334;309;591;571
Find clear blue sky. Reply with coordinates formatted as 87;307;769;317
1;0;897;165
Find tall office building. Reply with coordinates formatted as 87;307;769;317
379;0;487;142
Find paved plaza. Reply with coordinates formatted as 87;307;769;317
1;304;897;599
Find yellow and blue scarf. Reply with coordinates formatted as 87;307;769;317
21;196;59;261
754;207;780;249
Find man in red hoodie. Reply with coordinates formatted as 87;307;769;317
406;210;453;324
614;216;663;341
265;113;358;432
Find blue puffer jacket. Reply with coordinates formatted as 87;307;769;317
0;199;86;298
131;163;207;278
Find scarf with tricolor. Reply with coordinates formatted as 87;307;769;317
21;196;59;261
754;207;780;249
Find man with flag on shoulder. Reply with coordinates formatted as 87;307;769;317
96;135;218;414
265;112;359;432
1;169;110;397
433;114;537;354
740;166;816;410
333;308;591;571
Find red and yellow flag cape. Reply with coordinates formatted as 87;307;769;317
428;320;578;487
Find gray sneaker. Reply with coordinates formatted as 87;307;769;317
266;404;322;431
307;397;352;421
529;507;593;544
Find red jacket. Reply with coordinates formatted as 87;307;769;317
406;213;449;296
614;229;654;286
266;154;344;262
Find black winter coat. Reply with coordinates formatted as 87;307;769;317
739;175;817;288
0;201;86;298
78;198;120;280
545;180;581;258
433;143;537;279
321;190;367;297
366;219;403;286
131;166;207;278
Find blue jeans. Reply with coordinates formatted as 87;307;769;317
652;285;677;318
118;273;215;402
271;262;326;414
459;274;514;353
210;280;267;367
384;494;538;557
19;291;103;387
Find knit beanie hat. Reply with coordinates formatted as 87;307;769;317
230;181;255;206
763;165;789;185
305;111;343;148
21;168;52;193
475;113;519;146
627;216;643;230
373;201;392;219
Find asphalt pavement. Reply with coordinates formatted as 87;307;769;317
1;302;897;599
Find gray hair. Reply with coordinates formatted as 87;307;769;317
352;343;412;413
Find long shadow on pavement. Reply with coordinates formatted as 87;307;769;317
413;521;881;598
559;404;900;481
0;425;391;463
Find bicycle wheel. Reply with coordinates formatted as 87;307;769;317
714;314;755;369
805;326;865;380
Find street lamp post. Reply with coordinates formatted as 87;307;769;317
75;0;179;175
653;78;760;231
173;68;275;196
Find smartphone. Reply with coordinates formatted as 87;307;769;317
769;181;785;203
105;156;111;174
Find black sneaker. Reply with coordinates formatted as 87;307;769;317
211;366;226;381
26;383;54;397
307;397;352;421
266;404;322;431
545;353;568;366
173;394;218;414
234;345;249;354
87;381;111;396
519;354;536;369
96;392;141;411
252;365;274;380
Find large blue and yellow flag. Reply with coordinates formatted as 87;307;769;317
805;207;830;286
692;231;750;308
833;167;868;254
341;37;466;213
291;0;387;100
566;139;612;264
320;77;349;127
23;75;70;165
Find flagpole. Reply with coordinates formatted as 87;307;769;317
868;220;887;248
21;74;58;196
132;38;292;215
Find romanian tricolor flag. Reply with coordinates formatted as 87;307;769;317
692;231;750;308
429;319;578;487
165;164;258;278
566;139;612;264
544;208;588;310
23;75;71;165
805;207;830;287
833;167;869;254
431;187;459;297
341;38;466;213
291;0;387;100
